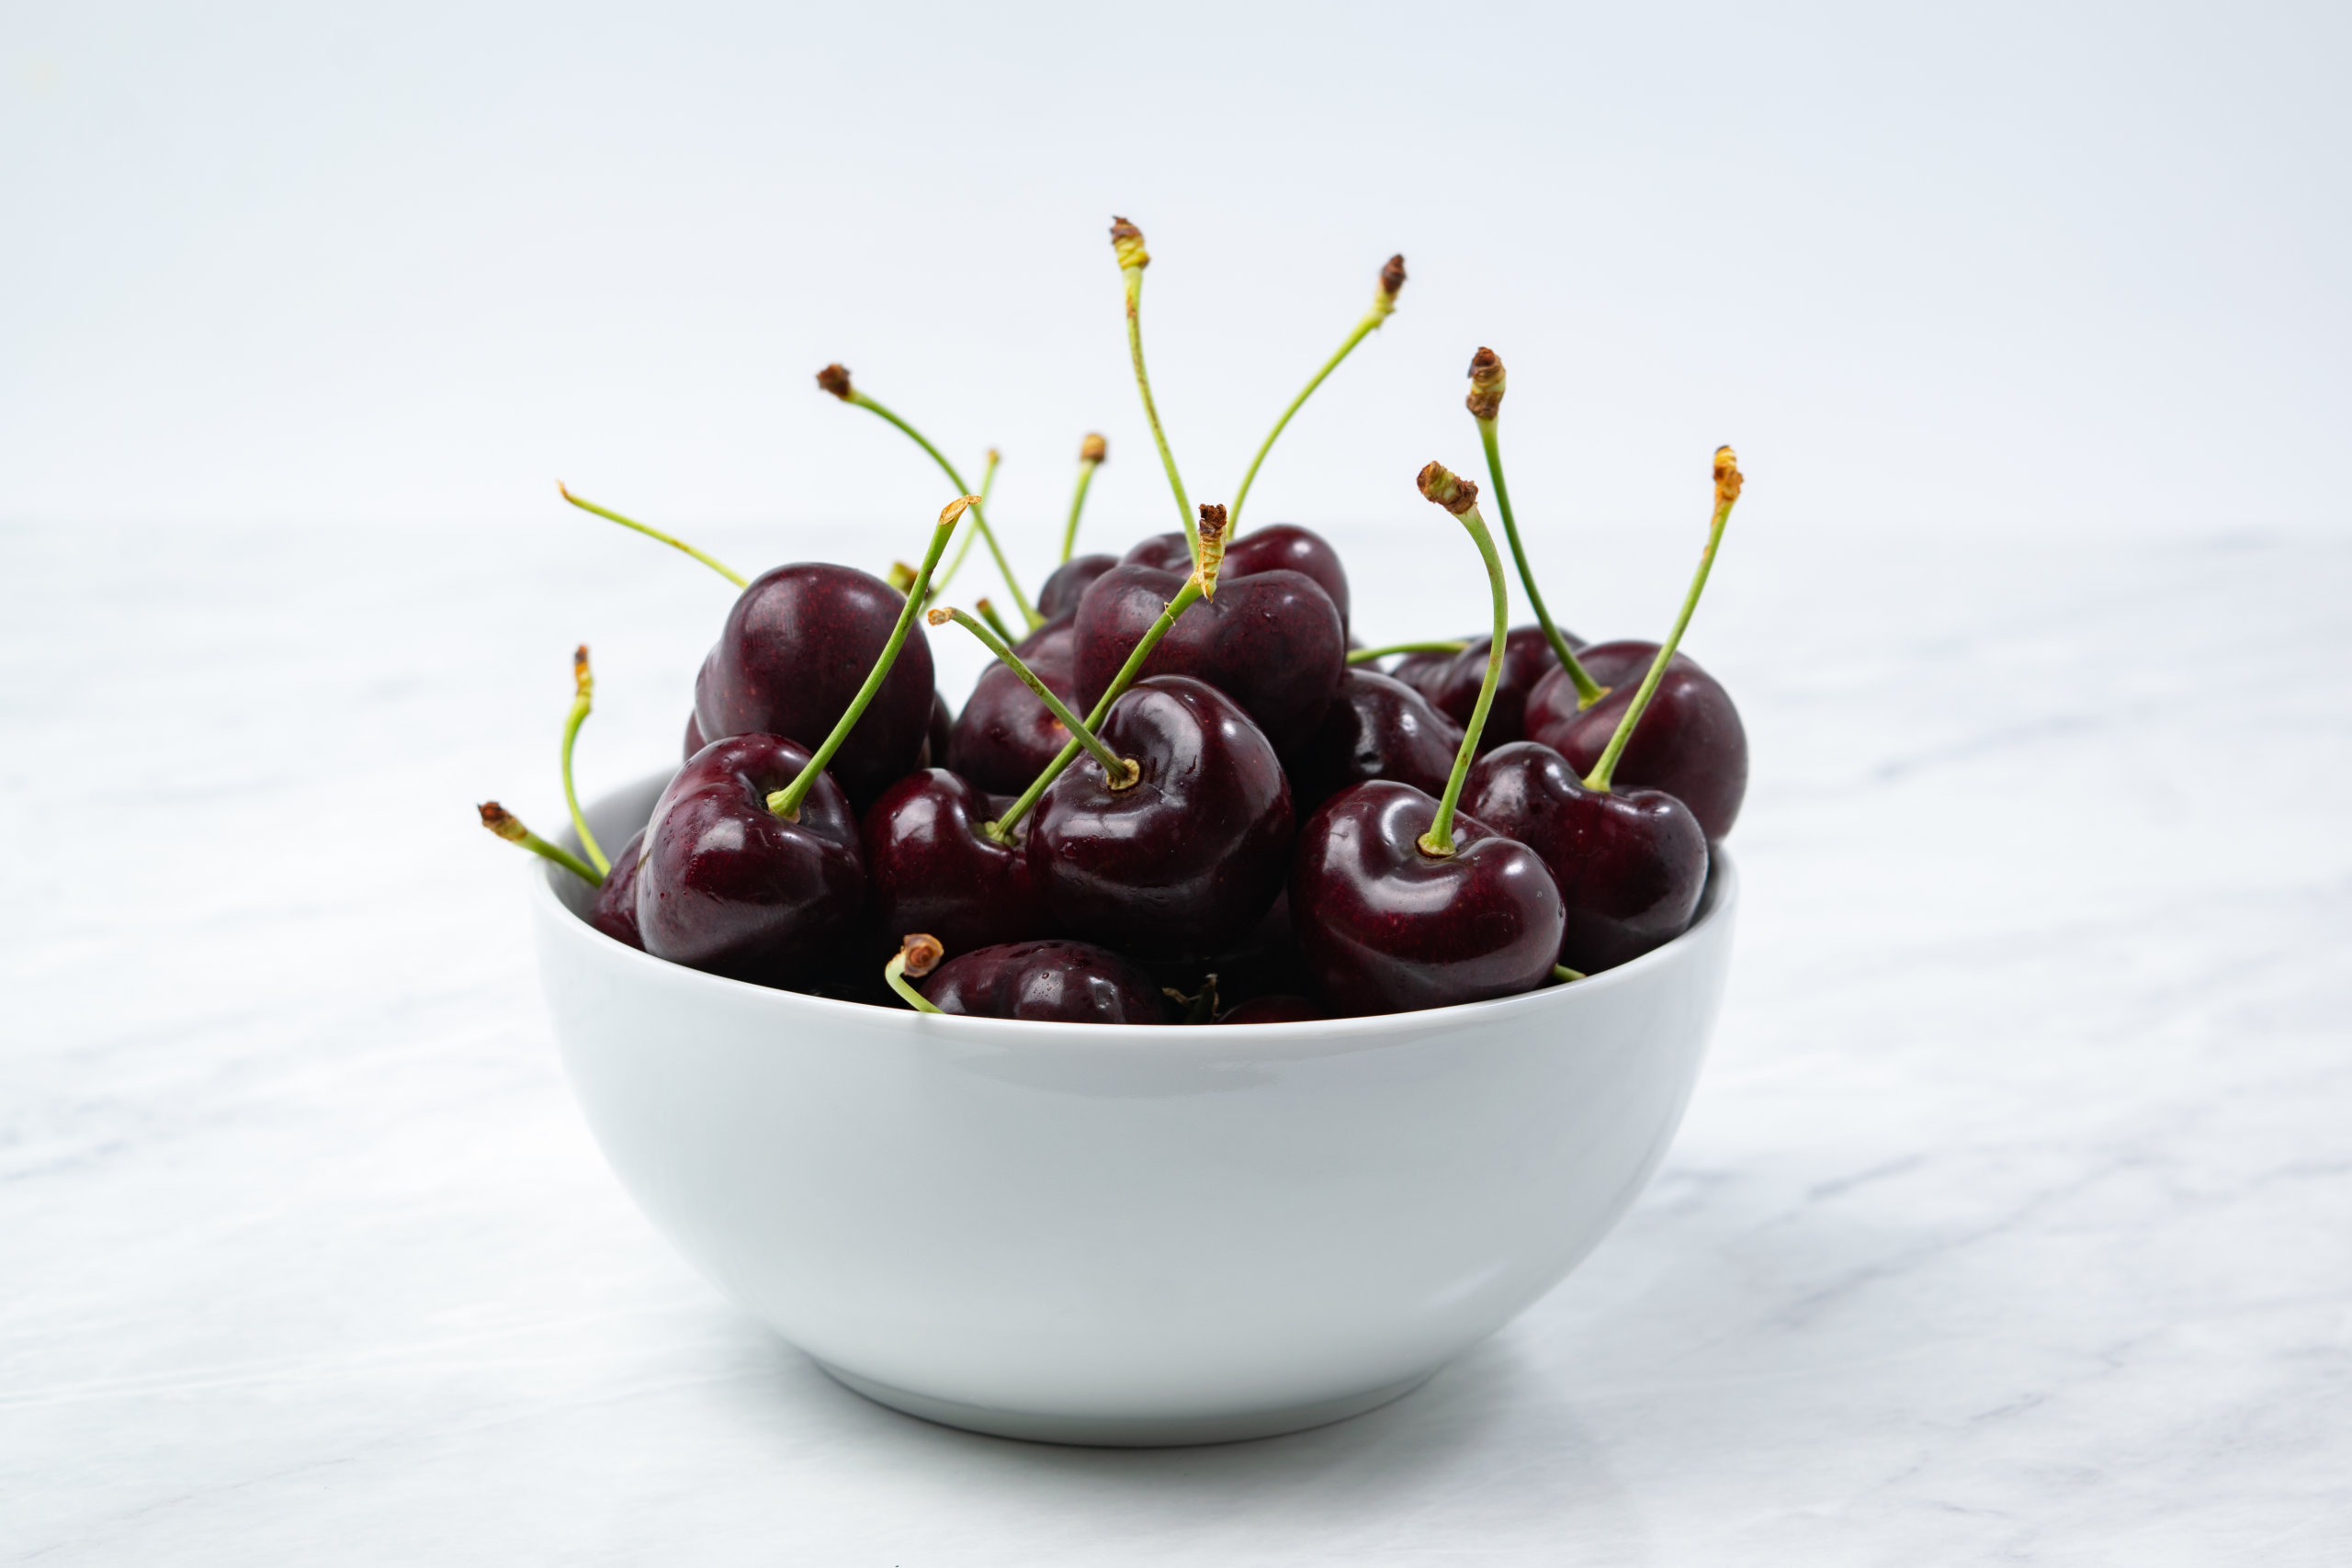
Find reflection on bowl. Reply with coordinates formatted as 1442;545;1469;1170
533;771;1737;1446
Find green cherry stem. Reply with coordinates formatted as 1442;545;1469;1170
929;606;1138;786
478;801;602;887
985;502;1228;841
1229;254;1406;533
1060;434;1106;562
1110;218;1197;563
1584;446;1745;794
885;933;947;1013
1553;964;1587;984
1346;639;1469;665
974;597;1016;644
819;367;1036;626
1465;348;1605;707
558;484;747;589
929;446;999;600
765;494;976;819
560;645;610;876
1412;463;1511;859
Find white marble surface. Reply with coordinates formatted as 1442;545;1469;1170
5;513;2348;1564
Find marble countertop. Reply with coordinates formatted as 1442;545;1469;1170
5;516;2346;1564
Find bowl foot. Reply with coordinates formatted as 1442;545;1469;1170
815;1361;1442;1448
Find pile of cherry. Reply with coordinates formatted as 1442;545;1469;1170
480;220;1748;1024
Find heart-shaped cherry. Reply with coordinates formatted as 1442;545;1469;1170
1115;522;1351;632
1293;667;1464;814
1028;673;1294;962
904;938;1170;1024
861;769;1054;957
1290;463;1566;1015
1523;644;1747;840
947;622;1078;794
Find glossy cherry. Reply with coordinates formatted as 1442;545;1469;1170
695;563;935;810
1523;641;1747;840
1293;667;1464;814
634;733;865;987
1035;553;1118;625
1392;625;1579;750
1115;524;1351;631
861;768;1054;957
1463;741;1707;973
947;622;1077;795
585;827;647;950
918;939;1170;1023
1027;674;1293;962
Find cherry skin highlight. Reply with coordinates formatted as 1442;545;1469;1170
695;563;936;811
1035;553;1119;625
918;940;1170;1023
635;733;865;988
1293;668;1464;815
947;622;1078;795
586;827;646;950
1463;740;1708;973
1290;780;1566;1016
1393;625;1581;751
1027;674;1294;962
861;769;1055;958
1523;640;1747;840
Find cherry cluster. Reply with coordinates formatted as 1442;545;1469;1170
481;220;1748;1024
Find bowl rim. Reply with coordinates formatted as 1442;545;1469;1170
533;770;1738;1047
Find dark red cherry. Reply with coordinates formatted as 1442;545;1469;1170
1027;675;1294;961
861;768;1054;957
1290;780;1565;1016
636;733;864;987
924;690;953;767
1216;994;1330;1024
695;564;935;811
1071;556;1344;758
1392;625;1581;751
1463;741;1708;973
918;939;1170;1024
585;827;646;950
1523;640;1747;840
682;710;705;761
1293;668;1464;814
947;622;1077;795
1035;553;1118;625
1115;524;1351;631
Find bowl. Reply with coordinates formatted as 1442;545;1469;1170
532;769;1737;1446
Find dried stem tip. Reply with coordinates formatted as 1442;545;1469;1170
1370;254;1408;321
1713;446;1744;511
1193;504;1229;599
478;801;526;842
816;363;854;400
1417;461;1480;515
1465;347;1507;421
571;644;593;699
938;492;983;528
899;932;945;978
924;606;954;626
1080;432;1107;464
1110;216;1150;271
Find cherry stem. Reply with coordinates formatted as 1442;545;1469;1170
1230;259;1403;533
987;505;1227;841
1346;639;1469;665
1114;220;1197;563
1060;438;1104;562
975;597;1016;644
845;393;1037;627
1475;418;1605;707
560;645;610;876
478;801;602;887
1584;447;1743;795
766;496;974;819
1554;964;1586;983
558;485;747;589
931;607;1137;787
1415;483;1510;859
929;447;998;600
885;934;946;1013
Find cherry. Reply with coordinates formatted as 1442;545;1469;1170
1392;625;1578;750
585;828;646;950
1293;667;1463;814
1216;994;1330;1024
1115;523;1352;632
1035;553;1117;626
947;622;1078;794
861;769;1054;958
916;939;1170;1024
695;562;936;811
1523;643;1747;840
635;732;865;987
924;689;953;768
1289;463;1566;1016
682;710;705;761
1027;674;1294;962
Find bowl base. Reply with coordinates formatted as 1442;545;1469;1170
815;1361;1441;1448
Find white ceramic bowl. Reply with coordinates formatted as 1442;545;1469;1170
534;770;1736;1446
